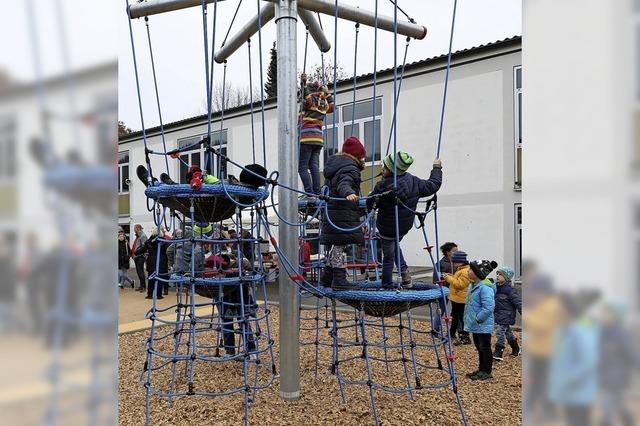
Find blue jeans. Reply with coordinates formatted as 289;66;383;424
298;144;322;195
380;237;408;286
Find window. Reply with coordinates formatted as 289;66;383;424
514;66;523;188
177;130;228;183
514;203;522;280
0;117;16;180
324;98;383;163
118;151;130;194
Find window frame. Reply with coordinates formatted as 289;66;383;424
514;203;522;281
514;66;523;190
323;97;384;164
118;151;130;195
0;117;17;182
176;129;229;183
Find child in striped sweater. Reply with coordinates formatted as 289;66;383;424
298;74;334;196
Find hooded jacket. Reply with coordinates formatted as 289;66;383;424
463;279;496;334
444;265;472;304
368;167;442;238
320;153;364;246
494;281;522;325
138;234;169;275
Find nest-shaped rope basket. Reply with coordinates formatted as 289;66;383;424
146;183;269;223
320;283;449;318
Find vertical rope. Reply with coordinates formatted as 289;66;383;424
206;0;218;174
256;0;268;167
330;0;339;155
349;23;360;135
436;0;459;158
248;39;256;164
201;0;213;161
217;62;228;179
125;0;154;181
392;0;402;288
144;17;170;175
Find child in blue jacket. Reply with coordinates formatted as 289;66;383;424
367;151;442;288
463;259;498;380
492;266;522;360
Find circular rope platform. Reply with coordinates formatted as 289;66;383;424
146;183;269;223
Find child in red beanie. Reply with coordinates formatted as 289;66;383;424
319;137;366;290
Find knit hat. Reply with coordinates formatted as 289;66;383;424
193;222;213;238
240;163;268;187
469;260;498;280
383;151;414;174
450;251;468;265
341;137;367;159
496;266;514;281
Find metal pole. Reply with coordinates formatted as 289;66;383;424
276;0;300;401
128;0;226;19
267;0;427;39
214;3;276;63
298;8;331;52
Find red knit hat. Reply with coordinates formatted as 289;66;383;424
341;137;367;159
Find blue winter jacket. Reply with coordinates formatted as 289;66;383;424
548;319;599;405
368;167;442;238
494;281;522;325
463;279;496;334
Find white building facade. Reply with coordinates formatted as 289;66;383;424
119;37;523;276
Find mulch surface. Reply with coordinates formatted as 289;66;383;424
119;304;521;425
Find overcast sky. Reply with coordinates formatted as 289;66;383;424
0;1;520;131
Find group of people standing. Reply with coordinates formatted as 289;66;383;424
438;242;522;380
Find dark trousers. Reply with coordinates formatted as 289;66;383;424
298;144;322;195
450;301;468;338
564;405;591;426
472;333;493;374
134;256;146;289
220;285;256;355
380;237;407;286
146;276;167;298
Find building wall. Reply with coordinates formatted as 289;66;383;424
120;47;522;270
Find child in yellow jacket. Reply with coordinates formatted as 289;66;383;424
443;251;472;345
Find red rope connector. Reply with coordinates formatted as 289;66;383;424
168;150;181;159
446;354;457;362
435;279;446;286
270;237;278;247
423;245;434;252
290;274;305;282
442;315;452;323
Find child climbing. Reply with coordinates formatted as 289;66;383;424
367;151;442;288
298;74;334;197
319;137;366;291
492;266;522;361
464;259;498;381
442;250;472;345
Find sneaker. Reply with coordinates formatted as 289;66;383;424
118;284;124;288
470;371;493;381
401;272;413;289
144;296;153;300
459;335;472;345
249;353;258;361
493;345;505;361
157;295;164;300
160;172;177;185
509;338;521;357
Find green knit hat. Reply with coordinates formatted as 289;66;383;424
383;151;414;174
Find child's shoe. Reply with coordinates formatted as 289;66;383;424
319;266;333;287
459;335;472;345
465;370;480;379
401;272;413;289
471;371;493;381
509;338;521;357
493;345;504;361
331;268;359;291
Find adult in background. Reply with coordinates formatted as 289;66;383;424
138;229;169;299
118;229;134;288
438;242;458;276
131;224;148;292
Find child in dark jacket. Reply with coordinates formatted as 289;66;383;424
492;266;522;360
319;137;366;291
368;151;442;288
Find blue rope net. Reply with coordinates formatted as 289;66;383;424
127;0;467;424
